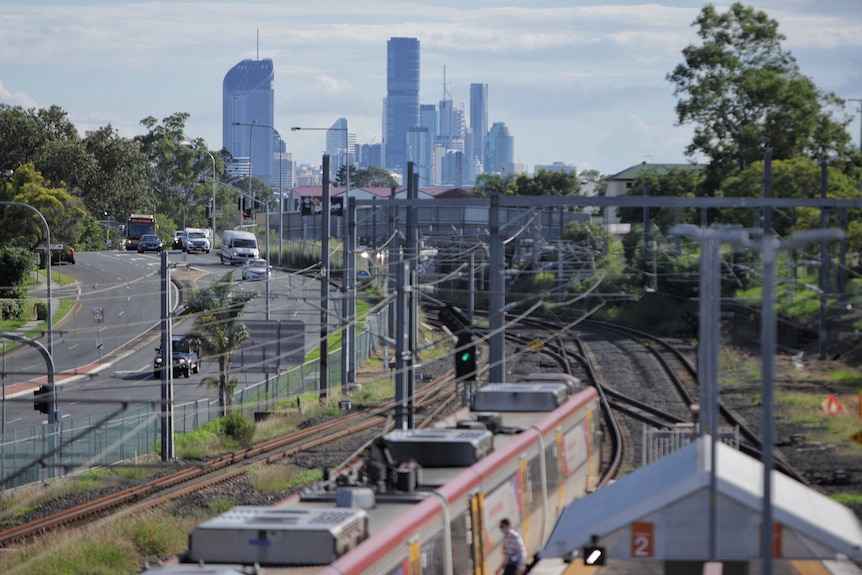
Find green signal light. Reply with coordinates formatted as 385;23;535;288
460;352;471;362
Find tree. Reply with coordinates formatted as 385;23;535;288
720;157;862;247
182;273;254;416
667;3;855;188
472;173;515;197
336;165;398;188
616;166;704;232
512;169;581;197
81;125;151;220
0;163;89;251
0;246;35;320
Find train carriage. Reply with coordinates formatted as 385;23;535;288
144;381;603;575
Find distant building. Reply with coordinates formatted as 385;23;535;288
485;122;514;174
469;83;488;181
603;161;702;224
384;37;420;176
223;58;276;186
325;118;356;182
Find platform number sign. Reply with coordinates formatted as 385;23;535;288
631;522;654;558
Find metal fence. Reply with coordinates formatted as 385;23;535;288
1;305;387;490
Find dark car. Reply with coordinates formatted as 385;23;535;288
172;230;185;250
138;234;163;253
50;245;76;265
153;335;200;379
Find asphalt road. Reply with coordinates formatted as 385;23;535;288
1;248;331;433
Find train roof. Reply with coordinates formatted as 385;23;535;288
145;385;600;574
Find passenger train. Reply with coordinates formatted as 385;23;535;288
143;374;604;575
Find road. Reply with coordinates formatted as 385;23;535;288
0;248;331;433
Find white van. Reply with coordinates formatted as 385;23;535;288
219;230;259;265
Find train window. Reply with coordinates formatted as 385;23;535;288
528;456;543;515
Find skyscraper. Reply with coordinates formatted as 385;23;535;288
485;122;514;174
325;118;356;183
469;83;488;180
384;37;420;176
223;58;275;185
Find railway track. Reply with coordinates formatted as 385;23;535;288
0;370;461;548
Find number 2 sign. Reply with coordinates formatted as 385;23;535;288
631;522;654;558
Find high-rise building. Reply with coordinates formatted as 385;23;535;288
407;126;432;186
469;83;488;179
223;58;275;186
384;37;420;176
325;118;356;183
485;122;514;174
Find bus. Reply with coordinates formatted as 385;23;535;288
125;214;157;250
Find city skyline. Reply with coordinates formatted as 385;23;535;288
1;1;860;177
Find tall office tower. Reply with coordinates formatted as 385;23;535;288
469;83;488;178
325;118;356;183
223;58;275;185
407;126;432;186
420;104;438;146
272;136;293;207
485;122;514;174
384;37;420;176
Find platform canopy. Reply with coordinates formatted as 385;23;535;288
540;436;862;562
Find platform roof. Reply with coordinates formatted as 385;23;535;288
540;436;862;562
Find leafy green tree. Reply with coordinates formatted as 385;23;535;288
472;173;515;197
512;169;581;197
0;163;88;251
183;273;254;416
667;3;855;188
720;157;862;255
617;167;704;232
564;221;608;261
81;125;151;220
336;165;398;188
0;246;35;320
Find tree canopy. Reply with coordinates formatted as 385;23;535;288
667;3;855;188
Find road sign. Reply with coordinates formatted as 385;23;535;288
527;338;544;352
357;270;370;280
93;307;103;321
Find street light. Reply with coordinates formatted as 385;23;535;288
232;121;282;321
182;141;217;236
291;124;355;393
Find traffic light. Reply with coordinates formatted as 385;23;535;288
243;207;253;219
583;535;606;566
455;335;477;381
33;385;51;414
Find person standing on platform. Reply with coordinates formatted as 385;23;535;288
497;518;527;575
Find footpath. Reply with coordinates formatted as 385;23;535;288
2;264;208;400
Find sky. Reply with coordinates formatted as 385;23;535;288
1;0;861;177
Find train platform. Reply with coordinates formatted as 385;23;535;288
536;436;862;575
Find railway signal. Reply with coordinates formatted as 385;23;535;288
455;335;477;381
33;385;51;414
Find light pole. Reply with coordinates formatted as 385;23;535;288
232;121;283;320
291;125;355;392
182;142;217;236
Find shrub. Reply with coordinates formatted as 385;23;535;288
220;412;255;446
35;302;48;320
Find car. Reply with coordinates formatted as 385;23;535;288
153;335;200;379
50;245;76;265
137;234;163;253
182;228;211;253
242;258;271;281
172;230;185;250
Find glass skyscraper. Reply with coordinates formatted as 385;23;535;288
486;122;514;174
470;83;488;179
223;58;275;185
384;37;420;177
